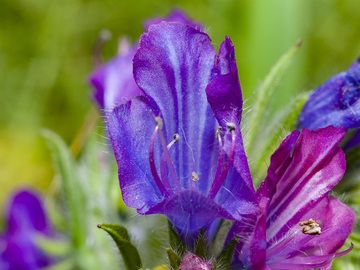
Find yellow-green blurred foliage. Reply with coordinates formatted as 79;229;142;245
0;0;359;204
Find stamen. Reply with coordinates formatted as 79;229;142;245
208;124;237;199
299;218;321;235
148;122;170;196
155;117;181;191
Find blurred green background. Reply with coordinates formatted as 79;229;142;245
0;0;359;206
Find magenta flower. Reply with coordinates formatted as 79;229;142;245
0;189;54;270
229;127;356;269
104;21;258;235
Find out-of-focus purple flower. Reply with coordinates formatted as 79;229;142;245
298;59;360;148
90;39;141;110
89;10;203;111
229;127;355;270
105;21;258;236
299;58;360;130
179;253;212;270
0;189;54;270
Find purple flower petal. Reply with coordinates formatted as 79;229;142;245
344;128;360;150
106;98;164;213
232;127;354;269
264;127;346;244
299;58;360;130
1;189;54;270
133;22;217;190
267;196;355;269
147;190;231;234
145;9;203;31
89;39;142;110
206;37;253;190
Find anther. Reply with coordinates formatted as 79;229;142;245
192;171;199;182
173;133;180;142
299;218;321;235
226;123;236;132
155;116;163;129
167;133;180;150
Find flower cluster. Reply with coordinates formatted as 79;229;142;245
90;10;359;269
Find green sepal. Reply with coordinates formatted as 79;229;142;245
194;229;208;259
214;238;238;270
97;223;142;270
166;248;181;270
168;221;185;256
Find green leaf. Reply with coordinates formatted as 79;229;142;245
166;248;181;270
42;129;86;248
215;238;238;270
168;221;185;256
251;92;308;183
97;224;142;270
246;39;303;157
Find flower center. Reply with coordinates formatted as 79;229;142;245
299;218;321;235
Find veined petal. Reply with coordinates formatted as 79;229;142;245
299;58;360;130
133;22;217;190
267;196;355;268
89;39;142;110
206;37;254;199
265;127;346;243
106;98;164;213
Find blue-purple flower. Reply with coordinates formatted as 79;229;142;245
100;20;258;236
298;59;360;148
0;189;54;270
229;127;355;269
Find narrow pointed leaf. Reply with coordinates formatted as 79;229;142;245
97;224;142;270
195;229;208;259
42;129;86;248
246;39;303;155
167;248;181;270
168;221;185;256
215;238;238;270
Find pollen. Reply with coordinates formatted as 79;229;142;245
192;171;199;182
299;218;321;235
